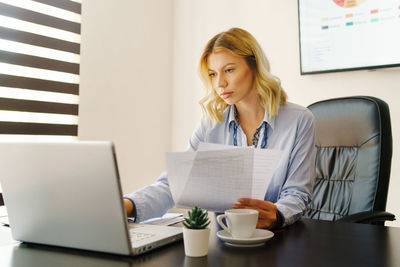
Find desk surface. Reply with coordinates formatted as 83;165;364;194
1;218;399;267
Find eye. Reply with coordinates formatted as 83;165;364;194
208;72;216;77
225;68;234;73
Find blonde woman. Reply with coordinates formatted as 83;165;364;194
124;28;315;229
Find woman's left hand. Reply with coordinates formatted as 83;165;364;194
232;198;277;229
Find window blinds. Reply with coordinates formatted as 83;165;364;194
0;0;81;141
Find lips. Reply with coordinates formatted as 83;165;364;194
220;92;233;99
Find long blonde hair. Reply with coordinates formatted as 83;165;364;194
198;28;287;123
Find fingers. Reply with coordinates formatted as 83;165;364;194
234;198;277;212
237;198;265;207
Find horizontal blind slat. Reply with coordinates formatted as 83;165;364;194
0;3;80;34
0;74;79;95
32;0;81;15
0;97;78;115
0;121;77;135
0;26;80;54
0;50;79;74
0;1;80;140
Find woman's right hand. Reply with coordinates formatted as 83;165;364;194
232;198;278;229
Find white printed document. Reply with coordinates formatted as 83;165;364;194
166;143;282;212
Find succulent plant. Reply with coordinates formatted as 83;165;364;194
183;206;210;229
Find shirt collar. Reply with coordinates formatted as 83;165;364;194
228;105;275;132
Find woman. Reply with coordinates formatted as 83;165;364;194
124;28;315;229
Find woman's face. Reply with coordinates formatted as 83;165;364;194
207;51;255;105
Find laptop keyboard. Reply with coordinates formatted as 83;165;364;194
129;229;156;242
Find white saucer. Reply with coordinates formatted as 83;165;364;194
216;229;274;247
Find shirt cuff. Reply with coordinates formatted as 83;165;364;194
275;209;284;229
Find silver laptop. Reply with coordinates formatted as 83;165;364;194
0;141;182;256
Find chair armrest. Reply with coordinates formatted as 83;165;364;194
336;211;395;224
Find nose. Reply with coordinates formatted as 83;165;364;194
216;73;227;89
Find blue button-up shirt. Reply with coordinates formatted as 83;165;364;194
125;102;315;227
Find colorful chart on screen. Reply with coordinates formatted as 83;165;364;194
333;0;366;8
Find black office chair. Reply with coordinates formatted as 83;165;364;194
304;96;395;224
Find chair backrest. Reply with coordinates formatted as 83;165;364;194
305;96;392;221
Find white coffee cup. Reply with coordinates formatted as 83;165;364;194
216;209;258;238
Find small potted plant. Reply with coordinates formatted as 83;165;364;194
182;205;211;257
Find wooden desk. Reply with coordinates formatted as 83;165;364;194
1;218;399;267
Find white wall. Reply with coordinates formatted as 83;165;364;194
79;0;173;193
172;0;400;226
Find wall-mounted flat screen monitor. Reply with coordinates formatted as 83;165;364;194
298;0;400;74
